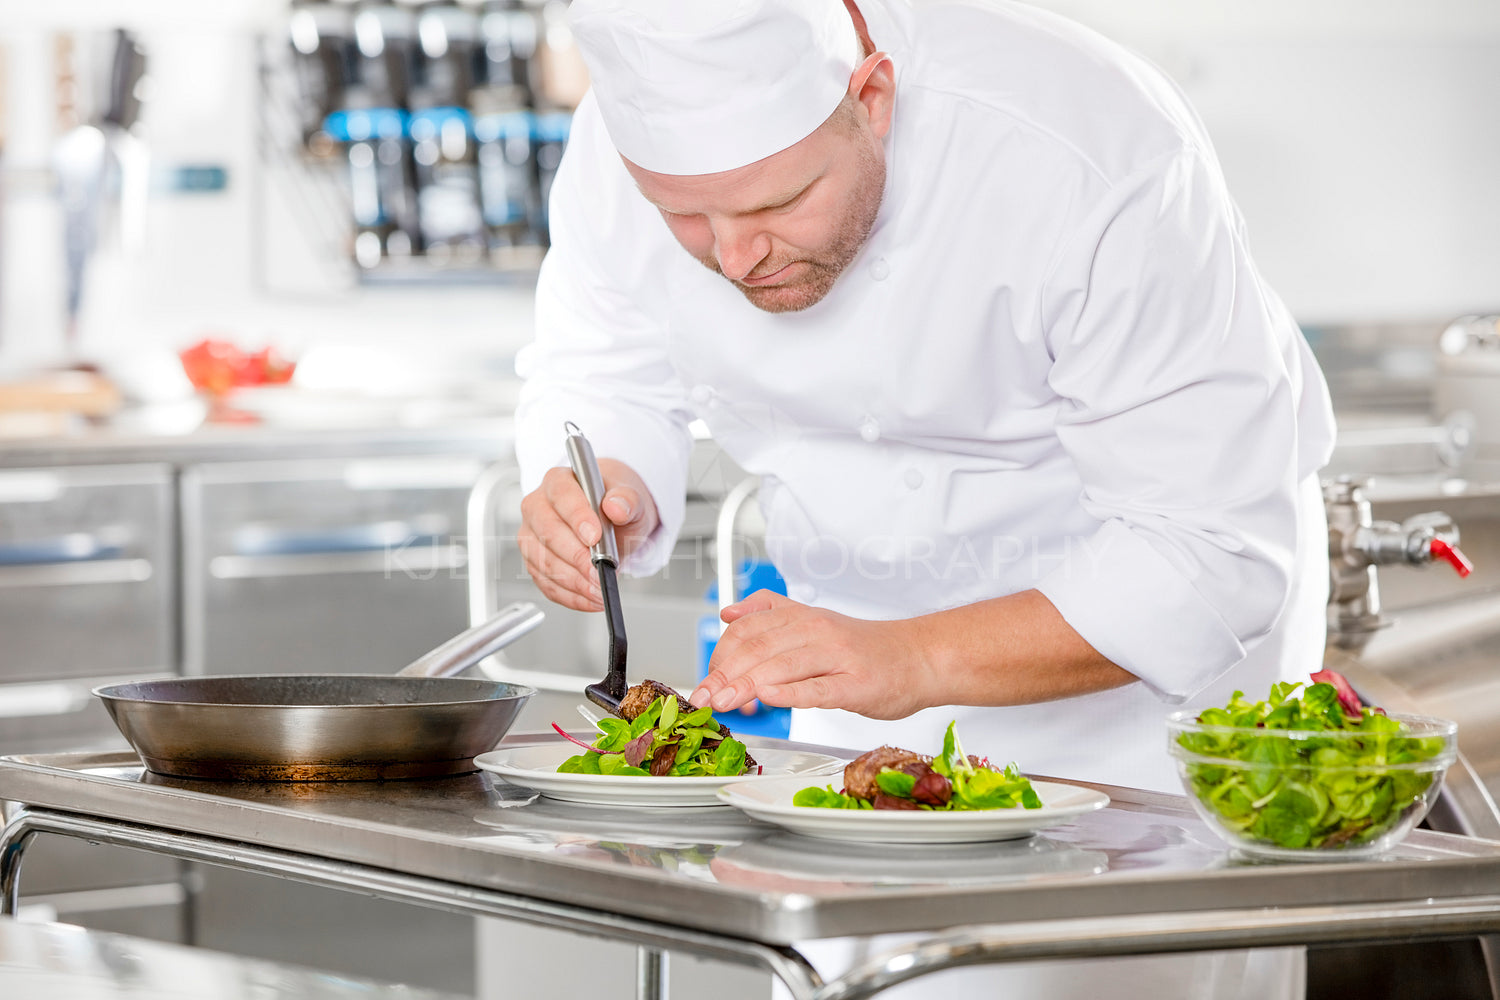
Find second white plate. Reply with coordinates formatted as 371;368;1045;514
475;742;846;807
717;776;1109;843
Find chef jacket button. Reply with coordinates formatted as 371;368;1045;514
858;416;881;443
903;468;924;489
869;257;890;281
690;384;715;405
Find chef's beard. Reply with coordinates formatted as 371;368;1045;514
700;135;886;314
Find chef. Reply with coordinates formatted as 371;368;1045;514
513;0;1333;996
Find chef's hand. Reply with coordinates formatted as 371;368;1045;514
517;460;659;613
688;591;936;720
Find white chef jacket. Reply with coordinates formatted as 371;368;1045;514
514;0;1337;792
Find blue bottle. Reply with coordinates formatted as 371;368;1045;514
697;559;791;739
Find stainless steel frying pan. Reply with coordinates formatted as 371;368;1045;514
94;601;544;781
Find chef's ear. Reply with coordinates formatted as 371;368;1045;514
848;52;895;140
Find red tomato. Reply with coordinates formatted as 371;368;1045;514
180;339;296;395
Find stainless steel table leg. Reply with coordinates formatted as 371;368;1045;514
0;808;825;998
177;859;200;947
1479;936;1500;1000
636;946;667;1000
0;808;38;916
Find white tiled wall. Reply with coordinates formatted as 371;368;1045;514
1031;0;1500;325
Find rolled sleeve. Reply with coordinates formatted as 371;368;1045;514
1036;145;1306;699
1035;520;1247;701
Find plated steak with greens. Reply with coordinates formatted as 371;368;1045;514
796;722;1042;811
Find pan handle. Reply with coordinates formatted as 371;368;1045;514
396;600;545;678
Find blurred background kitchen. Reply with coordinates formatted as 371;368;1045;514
2;1;1500;998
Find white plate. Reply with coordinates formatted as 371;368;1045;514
474;742;846;808
716;776;1109;843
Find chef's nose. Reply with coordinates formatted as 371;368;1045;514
711;218;772;282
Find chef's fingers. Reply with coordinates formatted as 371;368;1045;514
596;459;660;559
720;588;788;623
523;471;599;579
725;655;887;717
540;465;606;549
754;674;864;713
708;647;841;714
698;609;924;718
518;475;603;612
600;489;653;557
515;519;603;613
692;606;807;710
741;622;929;720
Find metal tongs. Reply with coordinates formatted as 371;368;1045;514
564;422;629;715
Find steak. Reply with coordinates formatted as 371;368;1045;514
872;792;923;810
615;679;756;770
842;746;930;801
618;679;683;722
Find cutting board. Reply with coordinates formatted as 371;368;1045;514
0;370;121;416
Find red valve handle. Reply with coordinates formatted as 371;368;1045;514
1432;538;1474;578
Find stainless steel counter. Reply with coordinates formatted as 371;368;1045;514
0;916;466;999
7;736;1500;999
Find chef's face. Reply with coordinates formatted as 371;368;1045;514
623;69;894;314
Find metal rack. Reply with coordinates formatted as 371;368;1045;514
254;2;575;288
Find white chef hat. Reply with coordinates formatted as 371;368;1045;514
568;0;861;175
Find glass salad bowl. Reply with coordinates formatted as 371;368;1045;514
1167;711;1458;861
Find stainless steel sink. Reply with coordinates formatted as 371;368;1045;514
1316;467;1500;999
1329;476;1500;841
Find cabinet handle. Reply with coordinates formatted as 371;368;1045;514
0;673;169;719
342;458;484;491
0;533;121;566
0;472;63;504
230;517;447;556
0;559;152;588
0;680;90;718
209;544;466;580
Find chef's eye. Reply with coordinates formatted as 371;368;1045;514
766;192;806;214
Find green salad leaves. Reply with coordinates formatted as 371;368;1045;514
1175;678;1451;851
556;695;752;778
793;721;1042;811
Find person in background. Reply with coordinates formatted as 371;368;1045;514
513;1;1333;996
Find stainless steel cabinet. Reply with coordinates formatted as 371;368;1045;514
0;463;175;748
0;445;507;979
176;453;497;995
0;463;183;935
181;456;484;676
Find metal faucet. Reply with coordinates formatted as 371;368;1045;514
1323;475;1473;653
